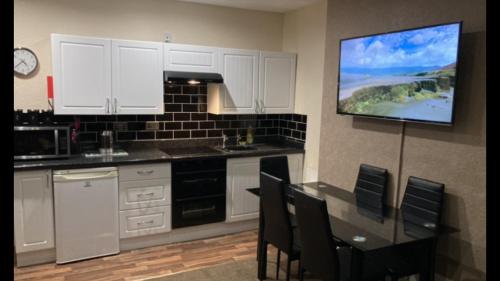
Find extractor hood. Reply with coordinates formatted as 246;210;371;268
164;71;223;84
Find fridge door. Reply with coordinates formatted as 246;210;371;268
53;167;119;263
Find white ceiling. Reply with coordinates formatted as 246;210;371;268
176;0;322;13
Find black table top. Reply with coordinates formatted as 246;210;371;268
247;181;458;252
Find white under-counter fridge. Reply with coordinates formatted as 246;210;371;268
53;167;119;264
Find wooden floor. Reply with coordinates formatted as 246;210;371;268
14;230;277;281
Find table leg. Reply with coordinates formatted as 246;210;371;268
419;238;437;281
349;247;364;281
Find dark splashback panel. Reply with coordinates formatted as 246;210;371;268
16;83;307;146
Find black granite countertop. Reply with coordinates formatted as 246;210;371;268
14;142;305;171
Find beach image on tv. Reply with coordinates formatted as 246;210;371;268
338;23;460;123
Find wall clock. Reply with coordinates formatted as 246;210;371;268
14;47;38;77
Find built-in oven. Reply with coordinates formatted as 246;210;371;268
171;157;226;228
14;126;71;160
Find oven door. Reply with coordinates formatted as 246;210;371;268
172;194;226;228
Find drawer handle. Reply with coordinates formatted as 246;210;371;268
137;170;154;175
137;220;155;225
137;192;155;197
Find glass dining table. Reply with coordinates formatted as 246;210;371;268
247;181;458;281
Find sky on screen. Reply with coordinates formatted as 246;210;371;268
340;23;460;69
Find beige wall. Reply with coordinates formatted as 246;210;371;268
283;0;327;181
319;0;485;279
14;0;284;110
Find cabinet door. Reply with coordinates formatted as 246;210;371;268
112;40;164;114
226;157;261;222
287;154;304;184
14;170;54;253
164;43;220;73
51;34;111;115
259;52;296;113
218;49;259;114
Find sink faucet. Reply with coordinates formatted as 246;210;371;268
222;133;228;149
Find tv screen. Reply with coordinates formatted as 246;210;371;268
337;22;462;125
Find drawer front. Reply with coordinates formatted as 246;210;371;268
119;179;171;210
119;163;171;181
119;206;171;238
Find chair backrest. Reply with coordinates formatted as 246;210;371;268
401;176;445;228
260;156;291;184
354;164;388;213
294;189;340;281
260;172;293;253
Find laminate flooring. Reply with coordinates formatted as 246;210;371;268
14;230;278;281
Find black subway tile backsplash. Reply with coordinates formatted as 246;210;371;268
18;84;307;144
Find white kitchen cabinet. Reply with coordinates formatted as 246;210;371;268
258;51;297;114
226;154;304;222
14;170;54;253
226;157;261;222
208;49;259;114
51;34;111;115
208;50;297;115
112;40;164;114
164;43;220;73
51;34;164;115
118;163;172;238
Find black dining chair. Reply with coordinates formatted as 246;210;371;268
294;189;387;281
354;164;388;214
387;176;445;281
260;171;300;281
260;156;291;184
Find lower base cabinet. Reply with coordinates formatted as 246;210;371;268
119;206;172;238
226;153;303;222
14;170;55;254
118;163;172;239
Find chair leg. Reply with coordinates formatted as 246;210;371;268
286;257;291;281
276;250;281;280
298;259;304;281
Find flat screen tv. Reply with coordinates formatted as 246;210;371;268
337;22;462;125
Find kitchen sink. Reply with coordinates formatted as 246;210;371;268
217;145;258;152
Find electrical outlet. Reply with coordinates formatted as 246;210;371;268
164;32;173;42
146;121;160;130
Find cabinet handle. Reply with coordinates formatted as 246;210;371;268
137;170;154;175
137;192;155;197
259;99;265;113
114;98;118;113
106;98;110;114
46;174;50;188
255;99;260;113
137;220;155;225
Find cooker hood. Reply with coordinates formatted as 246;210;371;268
164;71;223;84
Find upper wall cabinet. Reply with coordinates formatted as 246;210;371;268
259;52;297;114
208;50;297;115
164;43;220;73
52;34;112;115
112;40;164;114
51;34;164;115
208;49;259;114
